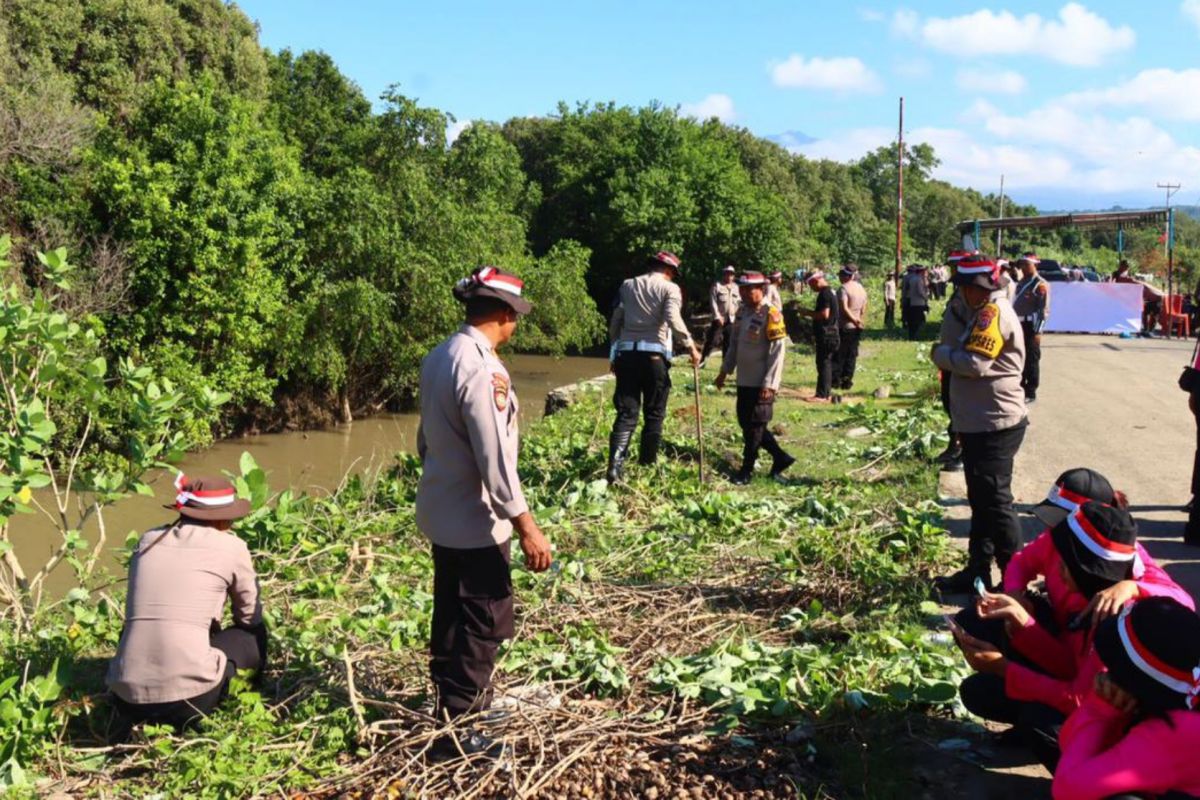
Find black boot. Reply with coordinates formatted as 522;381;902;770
607;431;631;483
637;431;661;466
1186;501;1200;546
934;567;987;596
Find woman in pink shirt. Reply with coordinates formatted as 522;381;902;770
1054;597;1200;800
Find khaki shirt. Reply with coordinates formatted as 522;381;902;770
722;303;788;390
1012;274;1050;321
765;284;783;310
416;325;526;549
709;281;740;323
609;272;694;350
932;292;1027;434
837;281;868;330
107;523;262;704
884;279;896;303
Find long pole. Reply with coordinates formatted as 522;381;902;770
692;361;705;483
895;97;904;280
1158;181;1181;336
996;174;1005;256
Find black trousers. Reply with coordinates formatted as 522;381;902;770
959;673;1065;771
960;422;1027;576
736;386;787;473
1020;321;1041;399
610;351;671;462
814;334;838;398
114;625;265;730
700;320;731;363
430;541;514;719
906;305;927;340
833;328;862;390
884;300;895;328
1188;398;1200;542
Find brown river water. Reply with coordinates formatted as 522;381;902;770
10;354;609;599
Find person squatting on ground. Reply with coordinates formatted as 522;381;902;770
832;264;867;392
883;273;896;328
606;251;701;482
932;254;1026;593
902;263;930;340
1054;597;1200;800
714;271;795;485
415;266;553;756
800;270;840;402
951;501;1155;771
699;265;740;368
106;475;267;733
1012;253;1051;404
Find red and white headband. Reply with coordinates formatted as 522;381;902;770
1046;482;1092;512
1117;606;1200;709
470;266;524;297
1067;508;1139;568
653;251;681;269
956;257;997;275
173;472;236;510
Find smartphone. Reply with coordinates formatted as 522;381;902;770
973;576;988;598
943;614;963;635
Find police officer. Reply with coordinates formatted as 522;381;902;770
800;269;840;403
934;250;975;473
715;271;795;484
903;264;931;340
765;270;785;310
833;264;868;391
606;251;701;482
932;255;1027;593
1012;253;1050;403
699;265;739;368
416;266;553;753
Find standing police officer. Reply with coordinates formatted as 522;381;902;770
715;271;795;484
607;251;701;482
416;266;553;753
765;270;785;310
932;255;1027;593
699;265;739;368
1012;253;1050;404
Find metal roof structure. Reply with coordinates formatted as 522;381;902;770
956;208;1169;234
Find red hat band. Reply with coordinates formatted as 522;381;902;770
173;472;237;511
1068;508;1135;562
1117;607;1200;708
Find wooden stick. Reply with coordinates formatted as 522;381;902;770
692;361;705;483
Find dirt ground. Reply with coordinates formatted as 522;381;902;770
936;333;1200;795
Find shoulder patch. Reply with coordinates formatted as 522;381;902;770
964;303;1004;359
492;372;509;411
766;306;787;341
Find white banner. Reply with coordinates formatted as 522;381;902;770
1042;282;1143;335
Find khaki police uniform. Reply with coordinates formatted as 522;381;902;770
765;282;783;311
700;279;740;364
417;323;524;718
721;303;792;479
608;271;694;473
932;291;1027;583
833;278;868;390
1012;273;1050;401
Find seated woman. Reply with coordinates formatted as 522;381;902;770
1054;597;1200;800
952;502;1157;770
106;474;266;731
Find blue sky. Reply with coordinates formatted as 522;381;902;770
239;1;1200;210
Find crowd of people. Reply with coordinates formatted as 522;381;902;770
102;249;1200;797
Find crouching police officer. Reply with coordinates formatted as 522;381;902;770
715;271;795;484
931;255;1027;594
416;266;553;756
606;251;701;482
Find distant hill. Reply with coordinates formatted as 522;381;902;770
1042;204;1200;220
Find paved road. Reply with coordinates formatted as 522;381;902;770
942;333;1200;594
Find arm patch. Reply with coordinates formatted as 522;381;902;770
964;303;1004;359
766;307;787;341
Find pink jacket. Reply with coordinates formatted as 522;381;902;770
1003;531;1194;631
1006;640;1102;715
1054;695;1200;800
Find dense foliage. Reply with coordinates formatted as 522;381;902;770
2;0;1197;435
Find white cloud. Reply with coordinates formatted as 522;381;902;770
446;119;472;143
680;93;736;123
857;8;886;23
893;57;931;79
1184;0;1200;33
770;55;882;92
903;3;1135;67
956;69;1027;95
1063;68;1200;121
782;127;893;161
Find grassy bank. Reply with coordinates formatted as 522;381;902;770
3;315;973;799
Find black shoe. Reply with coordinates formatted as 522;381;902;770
606;432;631;483
430;729;505;762
637;433;661;466
934;444;962;464
730;471;752;485
939;457;963;473
770;453;796;479
933;569;978;595
1025;396;1037;405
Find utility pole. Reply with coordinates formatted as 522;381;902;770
996;174;1006;257
1158;181;1181;328
895;97;904;281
